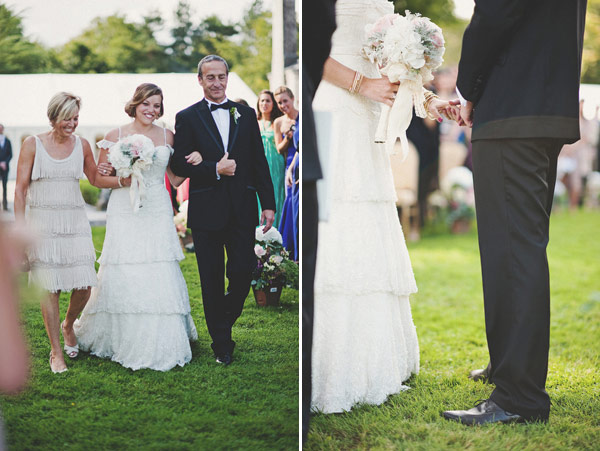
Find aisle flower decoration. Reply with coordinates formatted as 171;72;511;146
173;200;188;238
252;226;298;291
430;166;475;232
362;10;445;157
107;134;156;212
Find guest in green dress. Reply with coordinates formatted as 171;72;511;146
257;90;285;226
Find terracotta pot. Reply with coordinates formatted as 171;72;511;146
451;218;471;234
253;284;283;307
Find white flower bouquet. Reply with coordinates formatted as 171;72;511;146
362;10;445;157
108;134;156;212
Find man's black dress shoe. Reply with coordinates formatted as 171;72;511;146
469;361;492;383
442;399;525;425
216;353;233;366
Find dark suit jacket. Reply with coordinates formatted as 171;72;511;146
171;99;276;231
302;0;337;182
0;136;12;171
457;0;587;142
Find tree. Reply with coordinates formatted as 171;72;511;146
582;0;600;84
234;0;273;93
54;15;169;73
392;0;458;25
0;4;49;73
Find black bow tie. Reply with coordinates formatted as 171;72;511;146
210;102;230;112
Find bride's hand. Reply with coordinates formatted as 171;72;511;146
427;98;456;122
98;162;114;176
358;76;399;106
185;151;203;166
119;176;132;187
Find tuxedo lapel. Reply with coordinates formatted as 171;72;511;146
195;100;225;153
227;106;240;153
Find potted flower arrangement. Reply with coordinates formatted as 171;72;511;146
429;166;476;234
252;226;299;307
173;200;194;251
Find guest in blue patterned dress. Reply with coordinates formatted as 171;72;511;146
274;86;299;260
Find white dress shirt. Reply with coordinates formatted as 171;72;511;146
205;98;230;151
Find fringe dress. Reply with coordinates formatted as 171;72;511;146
26;135;97;292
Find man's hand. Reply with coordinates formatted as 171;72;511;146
460;101;474;128
260;209;275;233
0;162;6;171
216;152;236;176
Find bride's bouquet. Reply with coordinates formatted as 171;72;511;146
108;134;156;212
362;10;445;157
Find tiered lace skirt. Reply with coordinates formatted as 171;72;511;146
311;77;420;413
74;184;197;371
27;178;97;292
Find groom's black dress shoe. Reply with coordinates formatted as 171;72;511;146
442;399;526;425
216;353;233;366
469;361;492;383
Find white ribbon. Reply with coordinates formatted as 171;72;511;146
374;79;426;160
128;165;146;213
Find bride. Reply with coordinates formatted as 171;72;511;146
311;0;457;413
74;83;201;371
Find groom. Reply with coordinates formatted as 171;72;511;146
443;0;587;424
171;55;276;365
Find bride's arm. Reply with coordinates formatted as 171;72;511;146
322;57;398;106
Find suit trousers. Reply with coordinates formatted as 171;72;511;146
191;220;255;356
0;169;8;207
472;138;562;420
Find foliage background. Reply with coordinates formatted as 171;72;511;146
0;0;275;93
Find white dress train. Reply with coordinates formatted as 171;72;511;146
311;0;420;414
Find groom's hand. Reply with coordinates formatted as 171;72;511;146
260;209;275;233
217;152;236;176
459;101;474;128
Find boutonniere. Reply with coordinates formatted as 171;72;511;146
230;107;241;124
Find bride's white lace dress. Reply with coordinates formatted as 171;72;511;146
74;129;197;371
311;0;419;413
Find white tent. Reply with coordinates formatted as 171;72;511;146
0;73;258;178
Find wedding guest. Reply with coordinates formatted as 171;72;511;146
234;98;250;108
274;86;299;260
0;223;29;394
13;92;118;373
256;90;285;226
0;124;12;211
0;222;30;451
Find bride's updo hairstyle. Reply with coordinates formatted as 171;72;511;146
125;83;164;119
47;92;81;127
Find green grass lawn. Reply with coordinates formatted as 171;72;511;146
1;227;299;450
306;209;600;450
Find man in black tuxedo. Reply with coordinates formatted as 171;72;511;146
170;55;276;366
0;124;12;211
302;0;337;442
443;0;587;425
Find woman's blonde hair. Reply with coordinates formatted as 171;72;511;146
124;83;164;118
47;92;81;126
274;86;294;100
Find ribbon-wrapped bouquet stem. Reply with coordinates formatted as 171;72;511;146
107;134;156;212
362;10;445;158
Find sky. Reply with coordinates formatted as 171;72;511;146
8;0;473;48
6;0;272;47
